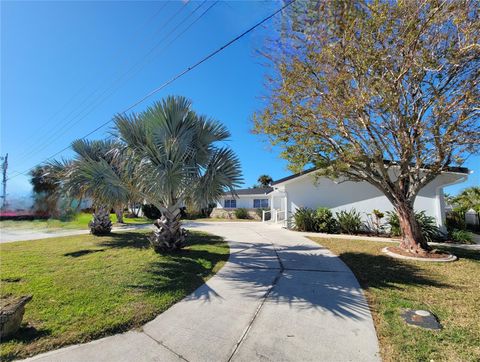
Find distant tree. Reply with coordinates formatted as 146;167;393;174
30;164;63;216
452;187;480;213
254;1;480;254
257;174;273;187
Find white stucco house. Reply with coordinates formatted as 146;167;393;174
215;166;470;230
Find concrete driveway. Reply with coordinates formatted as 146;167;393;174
23;222;380;362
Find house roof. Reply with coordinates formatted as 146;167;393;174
271;164;469;186
223;187;273;196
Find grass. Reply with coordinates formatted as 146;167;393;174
0;230;229;361
0;212;150;230
309;237;480;362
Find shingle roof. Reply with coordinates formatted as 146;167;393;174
223;187;273;196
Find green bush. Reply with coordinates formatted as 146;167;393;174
336;209;363;234
234;208;249;219
293;207;318;231
386;210;440;242
316;207;338;233
450;229;474;244
446;210;466;231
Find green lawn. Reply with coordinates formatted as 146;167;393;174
0;212;149;230
309;237;480;362
0;230;229;361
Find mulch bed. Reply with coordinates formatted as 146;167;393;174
386;246;451;259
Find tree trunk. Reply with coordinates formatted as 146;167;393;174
88;207;113;235
115;208;124;223
396;203;431;254
149;207;187;253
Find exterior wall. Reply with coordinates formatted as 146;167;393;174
277;172;466;228
216;195;270;209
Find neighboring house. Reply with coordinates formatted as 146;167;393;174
216;187;273;210
216;166;470;230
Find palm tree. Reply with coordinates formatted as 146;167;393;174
115;96;242;252
63;139;130;235
452;187;480;213
257;174;273;187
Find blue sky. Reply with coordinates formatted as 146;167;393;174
1;0;478;202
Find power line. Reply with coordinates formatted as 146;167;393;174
15;1;190;164
17;1;208;164
8;1;295;181
15;2;169;162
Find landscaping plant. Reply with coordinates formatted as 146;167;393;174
335;209;363;235
293;207;318;232
315;207;337;233
449;229;474;244
234;208;249;219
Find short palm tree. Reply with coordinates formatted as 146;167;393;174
63;139;130;235
115;96;242;252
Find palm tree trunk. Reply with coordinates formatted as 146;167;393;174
149;207;187;252
89;207;113;235
115;207;124;223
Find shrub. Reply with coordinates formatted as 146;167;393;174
316;207;337;233
293;207;318;231
336;209;363;234
234;208;249;219
445;210;466;231
450;229;474;244
386;210;440;242
141;204;162;220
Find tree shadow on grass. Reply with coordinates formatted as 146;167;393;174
434;246;480;262
127;248;229;300
98;232;150;249
336;252;451;291
64;249;106;258
98;231;227;251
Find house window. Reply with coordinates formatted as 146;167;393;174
253;199;269;208
224;199;237;208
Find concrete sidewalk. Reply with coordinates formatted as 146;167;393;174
22;222;380;362
0;224;152;243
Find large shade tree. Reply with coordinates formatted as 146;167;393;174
254;0;479;254
115;96;242;252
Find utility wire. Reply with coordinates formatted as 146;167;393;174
8;0;295;181
15;1;190;163
15;2;169;161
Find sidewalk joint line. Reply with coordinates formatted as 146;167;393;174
142;331;190;362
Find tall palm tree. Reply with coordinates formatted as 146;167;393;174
63;139;130;235
115;96;242;252
257;174;273;187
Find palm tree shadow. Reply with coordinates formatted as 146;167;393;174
98;232;150;249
